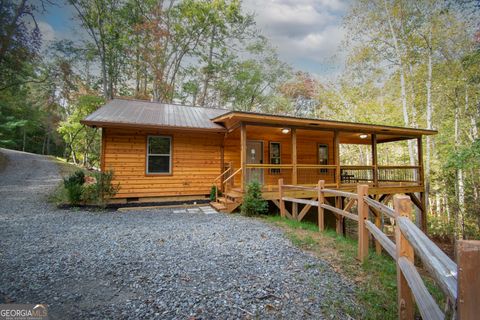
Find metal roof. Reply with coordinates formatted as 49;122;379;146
81;98;229;131
82;98;437;138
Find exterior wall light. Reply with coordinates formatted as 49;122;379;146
359;134;368;139
281;128;290;134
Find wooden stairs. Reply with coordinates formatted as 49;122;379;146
210;190;243;213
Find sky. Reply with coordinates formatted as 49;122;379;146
38;0;348;80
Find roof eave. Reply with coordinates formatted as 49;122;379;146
211;111;437;136
80;120;227;133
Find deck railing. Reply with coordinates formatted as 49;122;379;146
277;179;480;320
243;164;422;188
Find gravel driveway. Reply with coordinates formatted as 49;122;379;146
0;148;359;319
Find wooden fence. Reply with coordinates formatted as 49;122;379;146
277;179;480;320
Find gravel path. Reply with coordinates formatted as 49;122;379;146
0;148;360;319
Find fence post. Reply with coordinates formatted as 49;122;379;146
318;180;325;231
457;240;480;320
357;184;369;263
394;195;414;320
335;196;344;235
278;179;285;218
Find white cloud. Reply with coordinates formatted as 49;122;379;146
244;0;347;76
38;21;55;43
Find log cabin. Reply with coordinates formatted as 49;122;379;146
82;98;436;229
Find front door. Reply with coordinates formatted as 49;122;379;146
246;140;264;185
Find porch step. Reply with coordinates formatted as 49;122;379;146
225;191;243;199
217;196;234;204
210;201;226;211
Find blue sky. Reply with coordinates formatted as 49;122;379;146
38;0;348;79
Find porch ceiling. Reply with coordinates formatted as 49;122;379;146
213;112;437;143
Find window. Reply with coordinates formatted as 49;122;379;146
147;136;171;174
269;142;281;174
318;144;328;173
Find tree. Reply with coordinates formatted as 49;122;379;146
57;95;104;167
70;0;128;99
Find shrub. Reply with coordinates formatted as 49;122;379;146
61;169;119;207
210;185;217;201
81;170;120;207
241;181;268;216
63;170;85;204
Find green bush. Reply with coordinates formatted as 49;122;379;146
241;181;268;216
81;170;120;207
63;170;85;204
210;185;217;201
61;169;119;206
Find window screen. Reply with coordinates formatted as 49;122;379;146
147;136;171;174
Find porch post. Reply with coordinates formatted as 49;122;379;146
417;137;424;186
372;134;378;187
291;128;297;185
241;122;247;192
334;130;340;188
291;128;298;218
417;136;427;231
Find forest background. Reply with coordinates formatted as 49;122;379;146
0;0;479;239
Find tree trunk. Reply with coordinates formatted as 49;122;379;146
200;25;216;106
454;98;465;239
425;28;433;214
101;55;108;99
383;0;414;163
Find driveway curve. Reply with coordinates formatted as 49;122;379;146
0;148;359;319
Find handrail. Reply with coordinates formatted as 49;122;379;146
397;216;458;302
363;196;395;219
364;220;396;258
397;257;445;320
223;167;242;185
276;179;479;318
322;188;357;199
245;164;294;168
244;164;337;169
340;165;374;169
320;203;359;221
214;167;231;183
281;184;318;191
377;165;420;169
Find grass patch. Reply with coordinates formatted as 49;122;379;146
262;215;446;319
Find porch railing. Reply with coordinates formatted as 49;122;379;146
243;164;422;188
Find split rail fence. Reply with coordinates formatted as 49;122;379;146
277;179;480;320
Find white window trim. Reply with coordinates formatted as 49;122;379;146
146;135;172;175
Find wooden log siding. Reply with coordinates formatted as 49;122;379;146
104;128;223;198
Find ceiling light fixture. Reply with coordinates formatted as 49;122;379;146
281;128;290;134
359;134;368;139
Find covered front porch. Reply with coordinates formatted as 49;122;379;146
217;122;424;190
210;113;432;229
